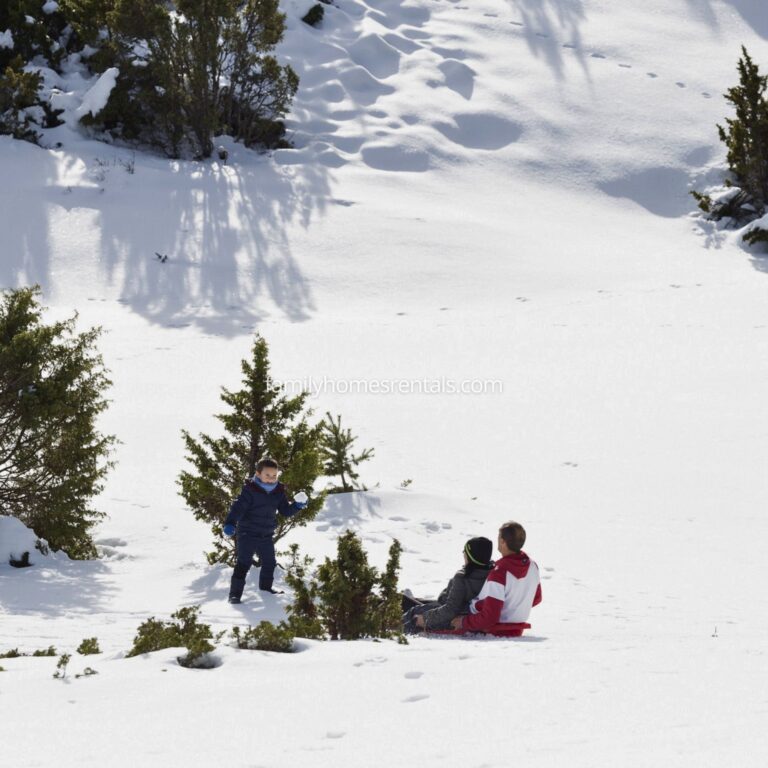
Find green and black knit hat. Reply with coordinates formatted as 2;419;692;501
464;537;493;567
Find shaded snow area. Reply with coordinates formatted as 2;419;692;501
3;0;768;766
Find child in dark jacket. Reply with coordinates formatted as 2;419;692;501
223;458;307;603
402;537;494;633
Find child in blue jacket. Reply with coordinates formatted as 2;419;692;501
223;458;307;602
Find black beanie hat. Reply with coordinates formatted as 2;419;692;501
464;537;493;567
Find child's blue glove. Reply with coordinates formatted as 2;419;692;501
294;502;307;510
223;524;236;537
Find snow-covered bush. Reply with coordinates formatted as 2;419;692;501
231;622;294;653
64;0;298;157
0;287;115;559
0;2;66;142
693;47;768;240
284;532;404;641
0;1;68;72
126;606;223;668
0;59;43;141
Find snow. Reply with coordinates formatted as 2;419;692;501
0;29;13;49
73;66;119;122
0;516;46;566
42;1;60;14
3;0;768;765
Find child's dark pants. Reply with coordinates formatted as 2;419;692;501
229;532;277;599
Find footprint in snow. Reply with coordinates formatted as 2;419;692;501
591;52;607;59
647;72;658;78
676;82;686;88
95;537;127;547
326;732;346;740
618;63;632;69
404;671;424;679
702;92;712;98
510;21;523;26
403;694;430;703
389;515;408;522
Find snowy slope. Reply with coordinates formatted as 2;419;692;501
3;0;768;766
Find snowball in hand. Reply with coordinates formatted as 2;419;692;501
295;491;309;504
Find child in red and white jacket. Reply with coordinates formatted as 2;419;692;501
451;521;542;633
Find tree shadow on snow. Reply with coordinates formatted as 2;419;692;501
597;167;696;218
185;564;292;625
93;156;330;336
5;141;332;336
508;0;589;81
0;558;116;617
0;138;62;290
684;0;768;40
313;490;384;532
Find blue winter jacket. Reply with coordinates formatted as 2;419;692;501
224;480;299;537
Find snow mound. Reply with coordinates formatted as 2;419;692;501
0;515;48;567
0;29;14;49
74;66;119;122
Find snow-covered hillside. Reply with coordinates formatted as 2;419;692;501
3;1;768;766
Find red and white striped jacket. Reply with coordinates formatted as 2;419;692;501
461;551;542;632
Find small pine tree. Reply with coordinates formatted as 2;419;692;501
285;531;403;641
230;622;294;652
283;543;324;639
76;637;101;655
127;606;222;668
319;412;374;493
717;47;768;212
0;287;115;559
178;334;326;566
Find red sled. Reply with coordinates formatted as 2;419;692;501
427;622;531;638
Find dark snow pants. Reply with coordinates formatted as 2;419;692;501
229;532;277;599
401;593;453;634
